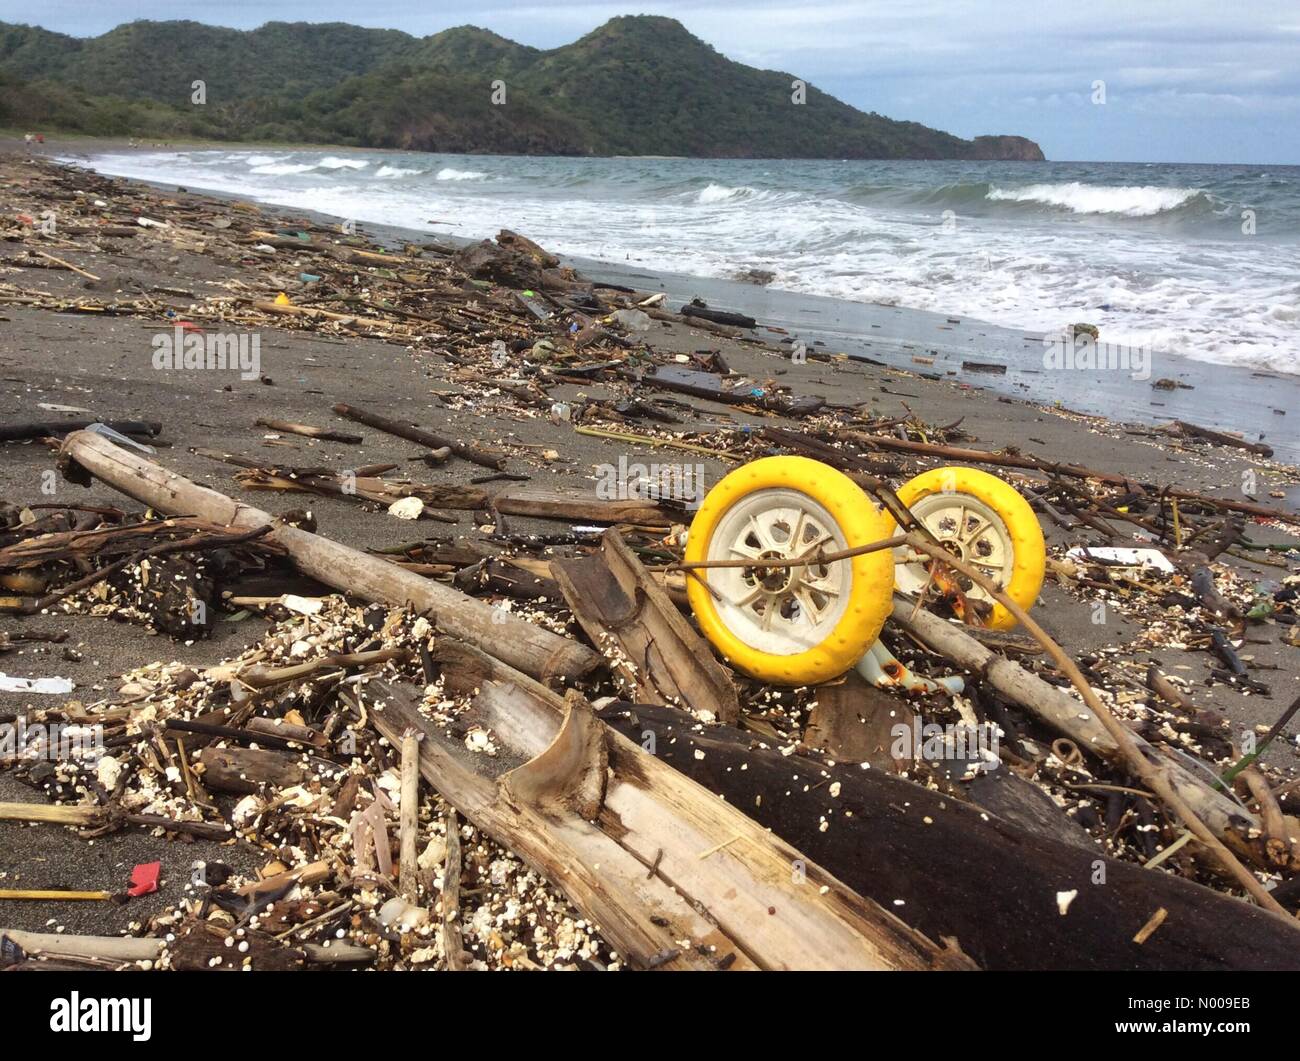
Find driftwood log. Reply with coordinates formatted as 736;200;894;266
0;516;272;570
679;302;757;329
333;402;507;470
0;931;161;963
0;928;371;967
804;672;916;770
0;419;161;443
441;806;467;970
56;430;598;682
0;801;104;827
1172;420;1273;458
398;729;422;902
645;306;746;340
197;746;325;794
601;703;1300;971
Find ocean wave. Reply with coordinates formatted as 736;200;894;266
249;162;316;175
74;149;1299;377
435;167;486;181
696;182;758;203
318;156;369;170
841;180;991;208
986;182;1202;217
911;181;995;207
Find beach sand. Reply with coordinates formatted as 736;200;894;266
2;138;1298;939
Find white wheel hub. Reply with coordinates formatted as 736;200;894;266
705;489;852;655
894;492;1015;604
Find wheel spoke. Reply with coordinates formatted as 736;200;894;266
894;488;1027;617
794;530;833;559
795;587;825;624
800;577;839;596
790;509;808;551
748;514;778;552
962;514;990;545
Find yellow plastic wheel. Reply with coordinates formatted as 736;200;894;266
685;456;895;685
893;466;1045;630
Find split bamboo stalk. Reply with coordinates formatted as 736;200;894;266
367;660;973;971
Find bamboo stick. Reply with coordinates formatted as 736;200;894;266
34;250;100;281
0;802;104;826
399;729;421;903
0;889;113;901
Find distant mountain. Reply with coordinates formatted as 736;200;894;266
0;16;1044;160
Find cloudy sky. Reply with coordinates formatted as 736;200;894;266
5;0;1298;163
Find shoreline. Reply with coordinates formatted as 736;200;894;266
52;138;1300;462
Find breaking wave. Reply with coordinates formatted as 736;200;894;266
696;182;758;203
318;156;369;170
249;162;315;175
985;182;1203;217
435;167;486;181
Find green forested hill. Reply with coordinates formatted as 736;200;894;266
0;16;1044;160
